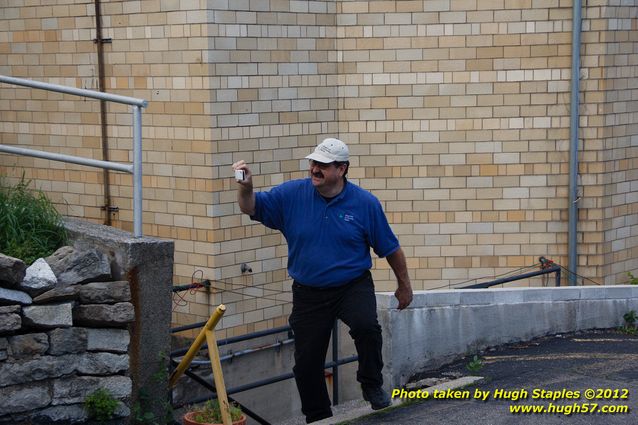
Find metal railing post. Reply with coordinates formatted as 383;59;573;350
555;268;561;287
133;105;143;237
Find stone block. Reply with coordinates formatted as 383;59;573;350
521;288;554;303
0;305;21;334
86;328;130;353
0;254;26;289
45;246;111;286
599;286;634;299
375;292;394;309
22;303;73;329
550;287;582;301
0;338;7;361
0;382;51;415
423;290;461;307
458;289;495;305
77;352;129;375
52;375;132;405
19;258;57;296
47;327;87;355
32;404;88;424
0;306;20;314
8;333;49;359
34;403;127;424
33;285;78;304
486;287;525;304
0;354;77;387
73;302;135;327
0;287;32;306
78;281;131;304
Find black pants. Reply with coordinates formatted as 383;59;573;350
289;272;384;423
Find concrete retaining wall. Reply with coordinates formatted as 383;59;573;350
64;218;174;424
377;286;638;389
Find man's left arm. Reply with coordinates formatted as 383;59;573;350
386;247;413;310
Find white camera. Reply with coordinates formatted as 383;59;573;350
234;169;246;181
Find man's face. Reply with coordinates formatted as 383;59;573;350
308;160;345;190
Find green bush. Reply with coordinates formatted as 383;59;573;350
84;388;119;421
0;175;67;264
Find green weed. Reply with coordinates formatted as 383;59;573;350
466;355;484;373
84;388;119;422
620;310;637;335
187;399;243;423
0;174;66;264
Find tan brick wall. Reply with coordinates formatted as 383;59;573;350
1;0;637;335
334;0;576;292
584;2;638;285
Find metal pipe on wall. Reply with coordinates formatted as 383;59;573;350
94;0;112;226
568;0;583;286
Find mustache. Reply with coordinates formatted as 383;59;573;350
311;171;324;178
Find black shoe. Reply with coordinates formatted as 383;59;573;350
305;409;332;423
362;385;392;410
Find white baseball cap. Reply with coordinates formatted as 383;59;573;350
305;138;350;163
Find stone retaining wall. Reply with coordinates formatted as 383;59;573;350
0;247;135;424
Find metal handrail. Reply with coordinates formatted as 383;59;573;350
460;265;562;289
0;75;147;237
170;321;357;423
0;75;147;106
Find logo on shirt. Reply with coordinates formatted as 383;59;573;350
339;213;355;222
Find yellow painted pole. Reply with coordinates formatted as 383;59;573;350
169;304;226;388
206;328;232;425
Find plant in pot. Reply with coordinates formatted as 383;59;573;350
183;399;246;425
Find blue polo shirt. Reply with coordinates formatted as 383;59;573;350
251;178;399;287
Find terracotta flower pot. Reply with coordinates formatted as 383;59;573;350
182;411;247;425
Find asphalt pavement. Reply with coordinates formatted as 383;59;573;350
331;329;638;425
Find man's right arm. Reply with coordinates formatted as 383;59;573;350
232;160;256;216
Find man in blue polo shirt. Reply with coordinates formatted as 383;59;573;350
233;138;413;423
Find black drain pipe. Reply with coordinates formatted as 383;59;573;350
94;0;113;225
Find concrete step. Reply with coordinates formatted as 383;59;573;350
275;376;483;425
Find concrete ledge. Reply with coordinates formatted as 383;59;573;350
64;218;174;423
377;285;638;390
312;376;484;425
